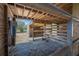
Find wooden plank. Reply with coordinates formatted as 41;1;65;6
32;10;39;19
8;5;15;16
4;5;8;56
26;9;32;18
12;17;16;46
7;3;70;24
33;11;43;19
14;4;18;16
22;6;25;17
32;24;34;41
6;4;14;17
39;13;48;20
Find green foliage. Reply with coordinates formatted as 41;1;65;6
16;20;27;33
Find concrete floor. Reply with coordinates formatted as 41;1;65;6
9;37;67;56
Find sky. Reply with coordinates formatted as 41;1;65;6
16;18;33;25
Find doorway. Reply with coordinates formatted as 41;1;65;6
16;18;32;44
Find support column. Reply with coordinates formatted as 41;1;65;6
72;3;79;55
32;24;34;41
51;24;52;35
42;23;46;40
27;25;30;39
67;20;73;55
4;5;8;56
12;16;16;46
67;20;73;46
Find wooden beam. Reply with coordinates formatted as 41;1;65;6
31;10;39;18
6;4;14;17
22;6;25;18
37;12;45;19
14;4;20;18
58;4;66;8
0;4;4;9
7;4;15;16
8;4;54;19
26;9;32;18
39;13;48;20
4;5;8;56
42;14;54;20
32;24;34;41
8;3;69;24
12;16;16;46
14;15;51;24
34;11;43;19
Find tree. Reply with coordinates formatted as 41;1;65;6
16;20;27;33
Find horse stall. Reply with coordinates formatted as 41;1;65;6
0;3;79;56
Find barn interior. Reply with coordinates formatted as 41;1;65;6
0;3;79;56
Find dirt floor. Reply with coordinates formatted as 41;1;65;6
9;37;67;56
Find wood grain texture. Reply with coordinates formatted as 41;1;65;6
0;4;5;56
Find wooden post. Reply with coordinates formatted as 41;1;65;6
4;5;8;56
67;20;73;46
32;24;34;41
51;24;52;36
42;24;45;40
44;23;46;40
12;16;16;46
42;25;44;40
67;20;73;55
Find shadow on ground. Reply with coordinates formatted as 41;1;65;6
10;39;66;56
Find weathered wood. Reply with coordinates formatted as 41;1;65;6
4;5;8;56
22;6;25;17
8;3;71;24
12;17;16;46
67;20;73;46
32;24;34;41
6;4;13;17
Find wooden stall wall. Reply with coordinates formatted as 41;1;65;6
73;4;79;40
72;3;79;56
29;23;44;37
57;24;67;40
73;21;79;40
0;4;5;55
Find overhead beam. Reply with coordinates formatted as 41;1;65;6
49;3;79;20
26;9;32;18
8;3;67;20
22;6;25;18
34;11;43;19
14;15;52;24
7;3;72;24
31;10;39;18
6;4;14;17
57;4;66;8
